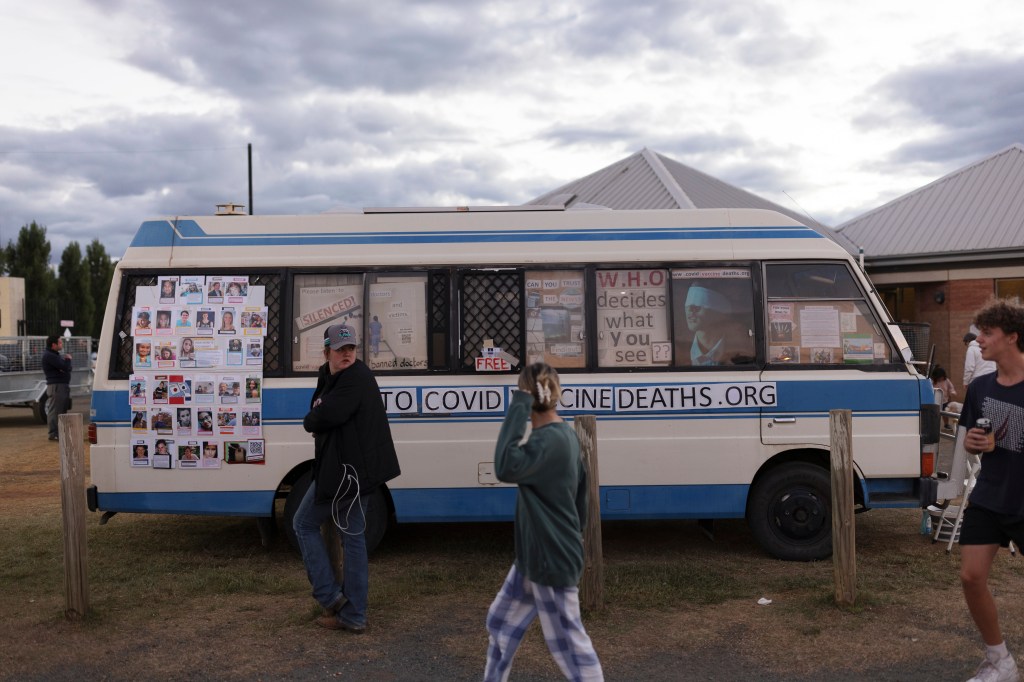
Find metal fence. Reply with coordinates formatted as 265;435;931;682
0;336;92;373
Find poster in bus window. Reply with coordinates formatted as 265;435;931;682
294;284;363;372
158;277;178;304
366;281;428;372
196;408;215;435
129;375;147;405
130;439;150;467
195;307;216;336
152;438;174;469
241;307;268;336
595;268;670;368
225;277;249;303
178;275;205;305
200;441;221;469
245;338;264;366
133;307;153;336
842;334;874;364
769;345;800;364
524;271;586;368
672;268;756;367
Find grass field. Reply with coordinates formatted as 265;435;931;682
1;406;1022;680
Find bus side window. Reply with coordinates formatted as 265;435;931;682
670;267;756;368
764;262;893;365
291;273;364;372
594;268;670;368
365;273;431;372
524;269;587;369
460;271;522;372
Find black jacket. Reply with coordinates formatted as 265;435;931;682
42;348;72;385
303;359;400;504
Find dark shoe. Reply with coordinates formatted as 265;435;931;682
316;615;366;634
322;595;347;617
48;435;59;441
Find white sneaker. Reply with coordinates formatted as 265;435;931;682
968;654;1020;682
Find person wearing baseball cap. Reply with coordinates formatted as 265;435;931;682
294;321;401;634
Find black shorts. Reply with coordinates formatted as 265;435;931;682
959;505;1024;547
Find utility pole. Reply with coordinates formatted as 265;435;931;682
248;143;253;215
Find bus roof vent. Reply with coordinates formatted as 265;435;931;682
215;203;247;216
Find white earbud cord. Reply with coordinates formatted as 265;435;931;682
331;463;365;535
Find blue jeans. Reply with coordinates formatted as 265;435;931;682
292;482;370;627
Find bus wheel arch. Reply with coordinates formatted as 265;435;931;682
280;467;395;556
745;450;864;562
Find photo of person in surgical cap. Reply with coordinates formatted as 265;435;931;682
675;277;756;366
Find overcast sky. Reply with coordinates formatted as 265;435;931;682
2;0;1023;262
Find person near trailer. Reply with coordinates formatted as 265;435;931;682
294;323;400;634
484;362;603;682
42;335;73;442
958;298;1024;682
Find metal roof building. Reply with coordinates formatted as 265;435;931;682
526;147;829;234
832;143;1024;268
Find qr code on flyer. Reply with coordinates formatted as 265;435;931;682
247;439;265;462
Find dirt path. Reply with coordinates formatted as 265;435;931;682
1;405;1020;681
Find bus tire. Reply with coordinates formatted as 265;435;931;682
747;462;832;561
282;471;390;555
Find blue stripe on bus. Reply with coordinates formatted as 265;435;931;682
94;490;274;516
91;478;919;520
131;219;823;248
92;378;925;423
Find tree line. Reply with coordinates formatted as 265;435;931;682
1;221;114;339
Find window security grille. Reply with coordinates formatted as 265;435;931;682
459;272;522;371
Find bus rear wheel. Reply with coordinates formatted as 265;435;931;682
747;462;832;561
282;471;390;555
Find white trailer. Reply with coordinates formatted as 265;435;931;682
0;336;93;421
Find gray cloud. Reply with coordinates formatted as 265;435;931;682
860;52;1024;166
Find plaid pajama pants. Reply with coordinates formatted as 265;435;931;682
484;564;604;682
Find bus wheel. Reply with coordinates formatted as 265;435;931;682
747;463;832;561
33;393;48;424
282;471;390;555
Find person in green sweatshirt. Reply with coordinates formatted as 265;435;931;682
484;362;603;682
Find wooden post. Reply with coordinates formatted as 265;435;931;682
829;409;856;606
58;412;89;620
574;415;604;610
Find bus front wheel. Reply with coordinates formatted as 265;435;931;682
282;471;390;555
747;463;832;561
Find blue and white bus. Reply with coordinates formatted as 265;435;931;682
88;206;940;560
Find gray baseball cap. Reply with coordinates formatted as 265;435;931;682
324;323;360;350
